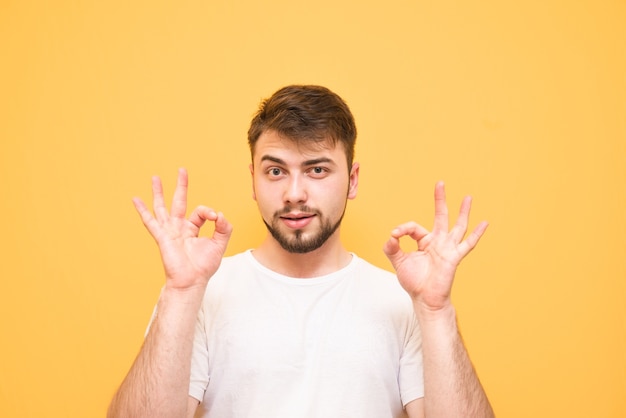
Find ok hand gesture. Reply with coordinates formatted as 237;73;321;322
132;168;233;291
383;182;488;313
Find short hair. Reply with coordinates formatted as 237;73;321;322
248;85;357;167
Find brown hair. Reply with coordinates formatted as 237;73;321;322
248;85;357;166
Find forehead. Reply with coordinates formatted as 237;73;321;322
253;130;346;164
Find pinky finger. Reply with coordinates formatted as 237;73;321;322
132;197;160;238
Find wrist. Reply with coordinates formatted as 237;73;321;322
147;285;206;342
159;284;206;310
413;300;457;324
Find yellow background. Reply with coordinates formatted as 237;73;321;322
1;1;624;416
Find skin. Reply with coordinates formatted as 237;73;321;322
108;170;232;418
384;183;494;417
108;131;494;417
249;130;359;278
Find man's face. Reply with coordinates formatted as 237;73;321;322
250;130;359;253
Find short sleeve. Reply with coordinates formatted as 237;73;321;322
398;314;424;406
189;304;209;402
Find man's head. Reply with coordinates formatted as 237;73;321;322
248;85;359;254
248;85;357;168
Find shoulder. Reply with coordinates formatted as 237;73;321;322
351;255;400;288
218;250;251;269
350;255;411;304
204;250;255;290
352;255;396;278
199;251;259;309
348;255;418;336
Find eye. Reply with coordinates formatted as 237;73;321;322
307;166;328;178
267;167;284;177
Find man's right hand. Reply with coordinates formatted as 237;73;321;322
132;168;233;291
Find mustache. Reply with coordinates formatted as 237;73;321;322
274;206;320;217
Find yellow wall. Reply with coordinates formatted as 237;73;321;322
1;1;624;416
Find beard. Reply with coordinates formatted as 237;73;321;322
263;205;346;254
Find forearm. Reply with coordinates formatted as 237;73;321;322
416;304;494;418
108;287;205;418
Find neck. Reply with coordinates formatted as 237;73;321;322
252;233;352;278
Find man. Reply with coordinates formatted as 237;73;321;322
108;85;494;417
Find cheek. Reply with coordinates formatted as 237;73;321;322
254;185;280;211
320;188;349;214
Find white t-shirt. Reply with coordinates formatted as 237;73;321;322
190;250;424;418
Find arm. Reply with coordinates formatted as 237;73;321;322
108;168;232;418
384;182;494;418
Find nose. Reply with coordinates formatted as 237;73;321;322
284;174;307;204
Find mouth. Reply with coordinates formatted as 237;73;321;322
279;212;316;229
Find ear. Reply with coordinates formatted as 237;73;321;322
249;163;256;200
347;162;359;200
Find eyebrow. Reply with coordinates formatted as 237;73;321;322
260;155;335;167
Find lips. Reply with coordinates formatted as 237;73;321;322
280;213;315;229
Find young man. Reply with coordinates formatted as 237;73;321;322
108;85;494;418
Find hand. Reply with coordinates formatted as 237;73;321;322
383;182;488;313
132;168;233;291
